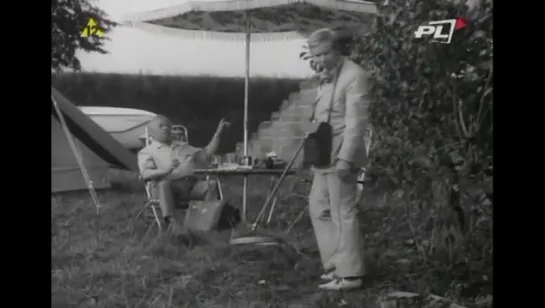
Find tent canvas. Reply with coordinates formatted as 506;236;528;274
52;114;110;192
51;87;138;193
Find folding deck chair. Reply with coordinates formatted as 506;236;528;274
134;125;224;237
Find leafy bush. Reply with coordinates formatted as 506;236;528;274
360;0;493;297
52;73;303;153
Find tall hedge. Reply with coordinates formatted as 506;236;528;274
52;73;303;153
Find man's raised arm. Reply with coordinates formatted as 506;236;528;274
204;118;230;157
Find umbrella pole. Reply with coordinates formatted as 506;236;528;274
242;11;251;223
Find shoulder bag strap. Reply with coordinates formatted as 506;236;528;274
310;60;344;124
326;61;343;124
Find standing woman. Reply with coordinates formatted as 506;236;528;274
305;28;370;291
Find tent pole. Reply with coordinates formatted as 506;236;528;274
52;96;102;213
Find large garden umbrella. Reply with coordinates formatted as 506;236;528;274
123;0;377;229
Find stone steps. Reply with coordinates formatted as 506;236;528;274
235;81;318;167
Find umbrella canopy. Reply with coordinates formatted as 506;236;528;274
123;0;378;41
122;0;378;159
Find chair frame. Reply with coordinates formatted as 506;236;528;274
171;125;189;143
133;181;168;237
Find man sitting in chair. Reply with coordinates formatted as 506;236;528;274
137;115;230;228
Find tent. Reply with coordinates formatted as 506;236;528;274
51;87;138;193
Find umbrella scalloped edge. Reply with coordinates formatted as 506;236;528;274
122;21;307;42
122;0;378;41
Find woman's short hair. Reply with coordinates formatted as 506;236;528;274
307;28;340;50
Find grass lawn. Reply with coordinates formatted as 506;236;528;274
51;170;485;308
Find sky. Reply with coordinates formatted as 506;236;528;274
77;0;315;78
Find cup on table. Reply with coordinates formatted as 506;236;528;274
225;153;238;165
211;155;221;169
241;156;253;167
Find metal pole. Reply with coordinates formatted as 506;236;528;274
251;136;306;232
243;12;250;159
52;95;102;214
242;11;251;223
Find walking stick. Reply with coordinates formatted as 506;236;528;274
250;135;307;232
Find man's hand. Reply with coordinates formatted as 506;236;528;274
336;159;352;177
140;159;179;181
205;120;229;157
144;158;157;170
203;119;231;158
215;118;231;135
168;159;180;172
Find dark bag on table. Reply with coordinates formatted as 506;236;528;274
303;63;343;168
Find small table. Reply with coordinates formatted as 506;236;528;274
193;166;296;245
194;168;294;177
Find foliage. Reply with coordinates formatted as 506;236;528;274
52;73;303;153
51;0;117;72
359;0;493;298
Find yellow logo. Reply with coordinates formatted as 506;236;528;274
81;18;104;38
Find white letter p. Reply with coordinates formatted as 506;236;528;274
414;26;435;39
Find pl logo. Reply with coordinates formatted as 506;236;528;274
414;17;468;44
